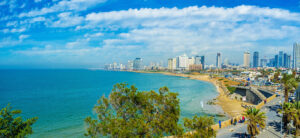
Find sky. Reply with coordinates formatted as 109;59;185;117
0;0;300;69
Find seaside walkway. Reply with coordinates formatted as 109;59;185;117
216;94;294;138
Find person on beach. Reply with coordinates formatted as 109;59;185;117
234;118;237;125
231;118;233;125
219;120;221;128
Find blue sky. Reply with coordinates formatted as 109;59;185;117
0;0;300;68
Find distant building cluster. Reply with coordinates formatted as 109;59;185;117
105;42;300;71
167;54;205;71
105;58;144;71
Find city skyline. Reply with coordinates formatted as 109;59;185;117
1;0;300;68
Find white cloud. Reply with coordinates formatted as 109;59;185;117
20;3;26;8
19;0;107;17
31;16;46;22
50;12;84;27
11;28;26;33
12;5;300;65
34;0;42;3
19;35;30;41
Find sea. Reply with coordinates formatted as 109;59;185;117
0;69;227;137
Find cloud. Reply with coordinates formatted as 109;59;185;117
19;0;107;17
34;0;42;3
10;5;300;65
50;12;84;27
85;5;300;23
19;35;30;41
11;28;26;33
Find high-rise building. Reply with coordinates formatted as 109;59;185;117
275;55;279;68
243;51;250;68
187;57;195;70
279;51;283;67
200;56;205;69
133;58;143;70
168;58;173;70
260;59;267;67
253;51;259;68
172;57;177;70
195;55;205;69
216;53;221;69
283;53;291;68
177;54;189;69
268;58;275;67
293;43;300;70
195;56;202;65
127;60;134;70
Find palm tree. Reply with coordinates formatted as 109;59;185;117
278;102;295;129
279;101;300;136
292;101;300;136
243;108;266;137
281;74;298;102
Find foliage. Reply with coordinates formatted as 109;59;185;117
243;108;266;137
227;86;236;94
278;102;295;124
279;102;300;136
84;83;183;137
273;70;280;83
0;104;38;138
281;74;298;102
183;115;216;138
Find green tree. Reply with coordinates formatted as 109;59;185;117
292;101;300;136
84;83;183;137
0;104;38;138
273;70;280;83
183;115;216;138
243;108;266;137
279;102;300;136
281;74;298;103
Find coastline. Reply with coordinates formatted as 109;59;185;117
134;71;246;117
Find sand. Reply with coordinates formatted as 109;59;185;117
136;71;247;117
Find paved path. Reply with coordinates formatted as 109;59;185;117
217;95;288;138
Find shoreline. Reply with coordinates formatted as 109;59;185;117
134;71;246;117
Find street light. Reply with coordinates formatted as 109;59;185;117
279;100;283;136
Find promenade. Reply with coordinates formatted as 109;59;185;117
216;94;294;138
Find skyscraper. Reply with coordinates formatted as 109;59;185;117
168;58;173;70
216;53;221;69
293;43;300;70
195;56;202;65
200;56;205;69
195;55;205;69
253;51;259;68
133;58;143;70
177;54;189;69
279;51;283;67
275;55;279;68
287;55;291;68
243;51;250;68
260;59;267;67
127;60;133;70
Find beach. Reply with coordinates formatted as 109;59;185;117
136;71;246;117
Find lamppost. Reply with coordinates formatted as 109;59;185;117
279;100;283;136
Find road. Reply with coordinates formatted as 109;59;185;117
216;95;292;138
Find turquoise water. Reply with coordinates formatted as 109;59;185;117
0;70;226;137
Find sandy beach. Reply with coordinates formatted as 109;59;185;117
135;71;246;117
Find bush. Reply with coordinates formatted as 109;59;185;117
227;86;236;94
